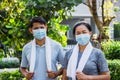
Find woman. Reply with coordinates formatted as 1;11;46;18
62;22;110;80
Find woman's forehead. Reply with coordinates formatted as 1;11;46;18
75;25;88;31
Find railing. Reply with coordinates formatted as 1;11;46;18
63;44;75;53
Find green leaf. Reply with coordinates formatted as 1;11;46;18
114;7;119;12
19;2;25;7
6;25;12;28
8;30;14;34
9;19;15;23
17;32;22;37
17;9;22;13
38;0;46;3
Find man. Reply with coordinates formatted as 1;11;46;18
20;16;64;80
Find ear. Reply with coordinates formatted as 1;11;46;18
29;28;33;34
45;25;48;30
90;31;92;36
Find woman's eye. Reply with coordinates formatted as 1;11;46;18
83;31;88;34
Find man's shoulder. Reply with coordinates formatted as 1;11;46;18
23;41;32;50
48;37;62;47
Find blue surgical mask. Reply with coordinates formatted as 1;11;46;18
76;34;90;46
33;29;46;40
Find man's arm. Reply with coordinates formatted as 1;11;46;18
47;43;65;79
20;67;34;80
55;67;63;76
47;68;63;79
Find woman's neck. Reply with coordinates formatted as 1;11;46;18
79;44;87;52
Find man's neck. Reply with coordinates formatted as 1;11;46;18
35;38;45;46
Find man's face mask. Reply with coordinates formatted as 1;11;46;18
76;34;90;46
33;29;46;40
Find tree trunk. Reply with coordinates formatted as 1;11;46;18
85;0;113;41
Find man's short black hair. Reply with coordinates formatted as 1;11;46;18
30;16;46;28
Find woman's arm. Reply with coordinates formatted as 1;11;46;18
88;72;110;80
76;72;110;80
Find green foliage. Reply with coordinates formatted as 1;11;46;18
0;70;23;80
101;26;110;39
101;40;120;59
114;6;120;12
0;0;29;51
0;50;4;59
108;60;120;80
0;58;19;69
47;11;69;46
114;22;120;39
0;0;82;52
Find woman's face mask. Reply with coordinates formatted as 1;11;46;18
76;34;90;46
33;29;46;40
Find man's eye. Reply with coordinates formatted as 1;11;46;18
40;27;44;29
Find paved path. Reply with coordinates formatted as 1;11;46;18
0;68;19;72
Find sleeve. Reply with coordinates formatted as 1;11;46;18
57;44;65;68
63;51;69;69
63;49;73;69
97;50;109;73
20;46;28;68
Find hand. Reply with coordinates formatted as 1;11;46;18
76;72;89;80
62;75;68;80
47;70;57;79
24;72;34;80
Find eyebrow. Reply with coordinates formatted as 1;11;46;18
82;30;88;32
76;30;87;32
34;26;45;28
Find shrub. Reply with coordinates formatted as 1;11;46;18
0;57;19;69
0;50;4;59
0;70;23;80
0;60;119;80
108;60;120;80
114;22;120;40
101;40;120;59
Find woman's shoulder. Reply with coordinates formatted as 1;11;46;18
65;48;73;58
92;48;104;56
